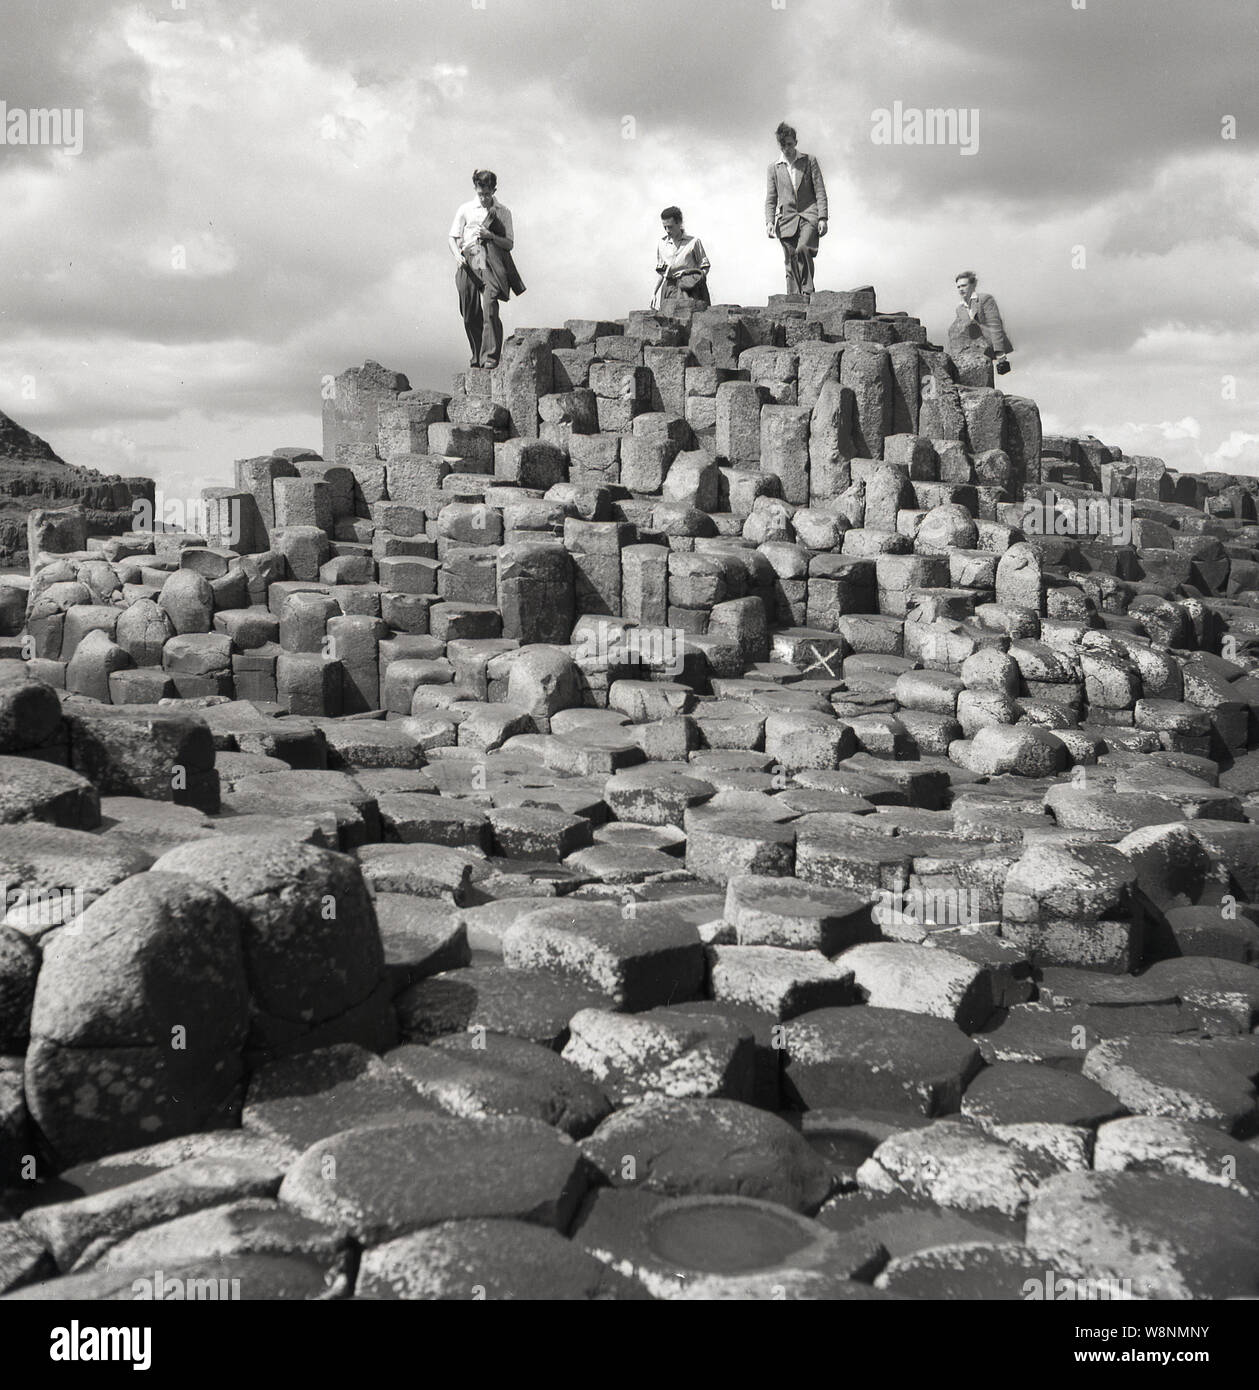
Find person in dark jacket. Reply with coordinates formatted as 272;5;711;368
764;121;828;296
448;169;525;369
950;270;1012;371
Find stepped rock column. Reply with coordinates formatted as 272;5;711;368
327;614;387;714
809;379;855;503
565;519;626;616
321;361;410;465
27;508;87;570
378;395;448;458
887;342;922;436
917;352;967;443
623;544;670;628
716;381;763;463
493;334;554;440
840;343;891;460
863;462;914;532
202;487;265;554
235;454;299;535
1004;396;1043;491
498;542;575;644
959;386;1007;455
644;345;693;418
996;542;1045;614
760;405;811;506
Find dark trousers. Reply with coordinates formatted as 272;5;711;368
779;221;819;295
456;263;502;366
661;279;711;307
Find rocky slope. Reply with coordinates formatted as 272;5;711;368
0;408;143;569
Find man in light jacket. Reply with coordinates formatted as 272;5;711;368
765;121;828;296
950;270;1013;370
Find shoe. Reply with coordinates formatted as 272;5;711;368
469;359;481;369
483;357;499;369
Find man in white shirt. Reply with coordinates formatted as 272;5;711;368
448;169;519;369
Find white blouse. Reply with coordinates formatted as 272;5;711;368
657;234;710;278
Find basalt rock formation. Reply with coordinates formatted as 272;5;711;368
2;289;1259;1302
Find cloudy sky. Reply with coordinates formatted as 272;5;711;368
1;0;1256;497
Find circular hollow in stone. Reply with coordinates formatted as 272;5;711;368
593;822;687;855
805;1128;883;1172
645;1200;814;1274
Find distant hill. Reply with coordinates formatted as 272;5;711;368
0;407;140;568
0;407;67;465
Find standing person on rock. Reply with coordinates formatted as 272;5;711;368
765;121;828;297
448;168;525;370
653;205;712;309
951;270;1013;373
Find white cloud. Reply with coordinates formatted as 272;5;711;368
84;424;145;474
0;0;1256;503
1204;430;1259;475
1093;418;1259;478
1120;418;1203;443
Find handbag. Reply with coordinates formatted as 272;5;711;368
653;267;707;308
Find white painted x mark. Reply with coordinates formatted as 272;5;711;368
803;644;840;678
